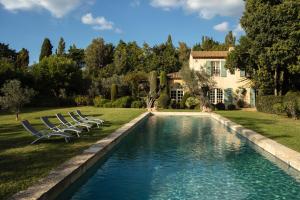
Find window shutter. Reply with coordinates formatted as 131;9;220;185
205;61;212;76
250;88;256;107
224;88;233;104
221;61;227;77
240;69;246;77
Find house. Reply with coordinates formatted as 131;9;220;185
168;48;256;108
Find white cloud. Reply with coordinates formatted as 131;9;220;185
214;21;229;32
233;23;244;35
81;13;121;33
150;0;244;19
0;0;83;18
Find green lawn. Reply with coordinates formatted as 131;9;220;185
216;110;300;152
0;107;145;199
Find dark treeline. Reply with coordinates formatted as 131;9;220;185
0;33;235;106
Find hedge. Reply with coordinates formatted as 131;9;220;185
256;95;283;114
256;92;300;119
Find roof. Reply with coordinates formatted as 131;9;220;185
167;72;182;79
191;51;228;58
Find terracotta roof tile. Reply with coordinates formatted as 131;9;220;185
191;51;228;58
167;72;182;79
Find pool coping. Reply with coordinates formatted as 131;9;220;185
154;112;300;173
12;112;151;200
12;111;300;199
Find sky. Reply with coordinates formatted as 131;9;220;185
0;0;245;64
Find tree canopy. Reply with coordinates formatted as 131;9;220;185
226;0;300;95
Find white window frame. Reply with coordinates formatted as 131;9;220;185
211;61;221;77
209;88;224;104
170;89;184;103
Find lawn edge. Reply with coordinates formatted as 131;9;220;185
210;112;300;172
12;112;150;200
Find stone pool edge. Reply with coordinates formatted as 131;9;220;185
154;111;300;173
12;112;151;200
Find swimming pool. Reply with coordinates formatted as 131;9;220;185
59;115;300;200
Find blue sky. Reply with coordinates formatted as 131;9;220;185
0;0;245;63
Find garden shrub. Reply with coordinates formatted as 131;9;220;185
215;102;226;110
157;93;170;109
180;93;191;109
112;96;133;108
131;100;145;108
237;99;245;108
169;99;180;109
283;91;300;119
103;102;113;108
93;96;110;107
272;103;285;115
227;104;236;110
185;97;200;109
74;95;89;106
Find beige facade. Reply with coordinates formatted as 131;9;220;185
168;50;255;107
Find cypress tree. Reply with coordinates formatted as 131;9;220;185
57;37;66;56
39;38;53;61
149;71;157;98
111;84;118;101
159;71;168;94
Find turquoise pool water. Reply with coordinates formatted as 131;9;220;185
60;116;300;200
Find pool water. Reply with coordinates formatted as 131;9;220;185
60;116;300;200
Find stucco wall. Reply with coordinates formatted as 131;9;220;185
188;54;252;105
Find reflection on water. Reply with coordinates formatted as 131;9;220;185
62;116;300;200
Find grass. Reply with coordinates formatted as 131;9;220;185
216;110;300;153
0;107;145;199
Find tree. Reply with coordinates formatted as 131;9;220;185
0;79;35;120
32;56;82;98
0;43;17;63
193;36;227;51
159;71;168;94
85;38;114;78
227;0;300;95
16;48;29;69
124;71;148;97
178;42;190;65
111;84;118;101
67;44;85;68
114;40;128;75
180;62;215;111
225;31;236;47
57;37;66;56
39;38;53;61
147;70;158;109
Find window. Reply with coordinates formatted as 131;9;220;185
212;61;220;77
209;88;224;104
170;89;184;102
177;90;183;101
216;89;223;103
170;90;177;100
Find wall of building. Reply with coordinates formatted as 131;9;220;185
188;54;253;106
